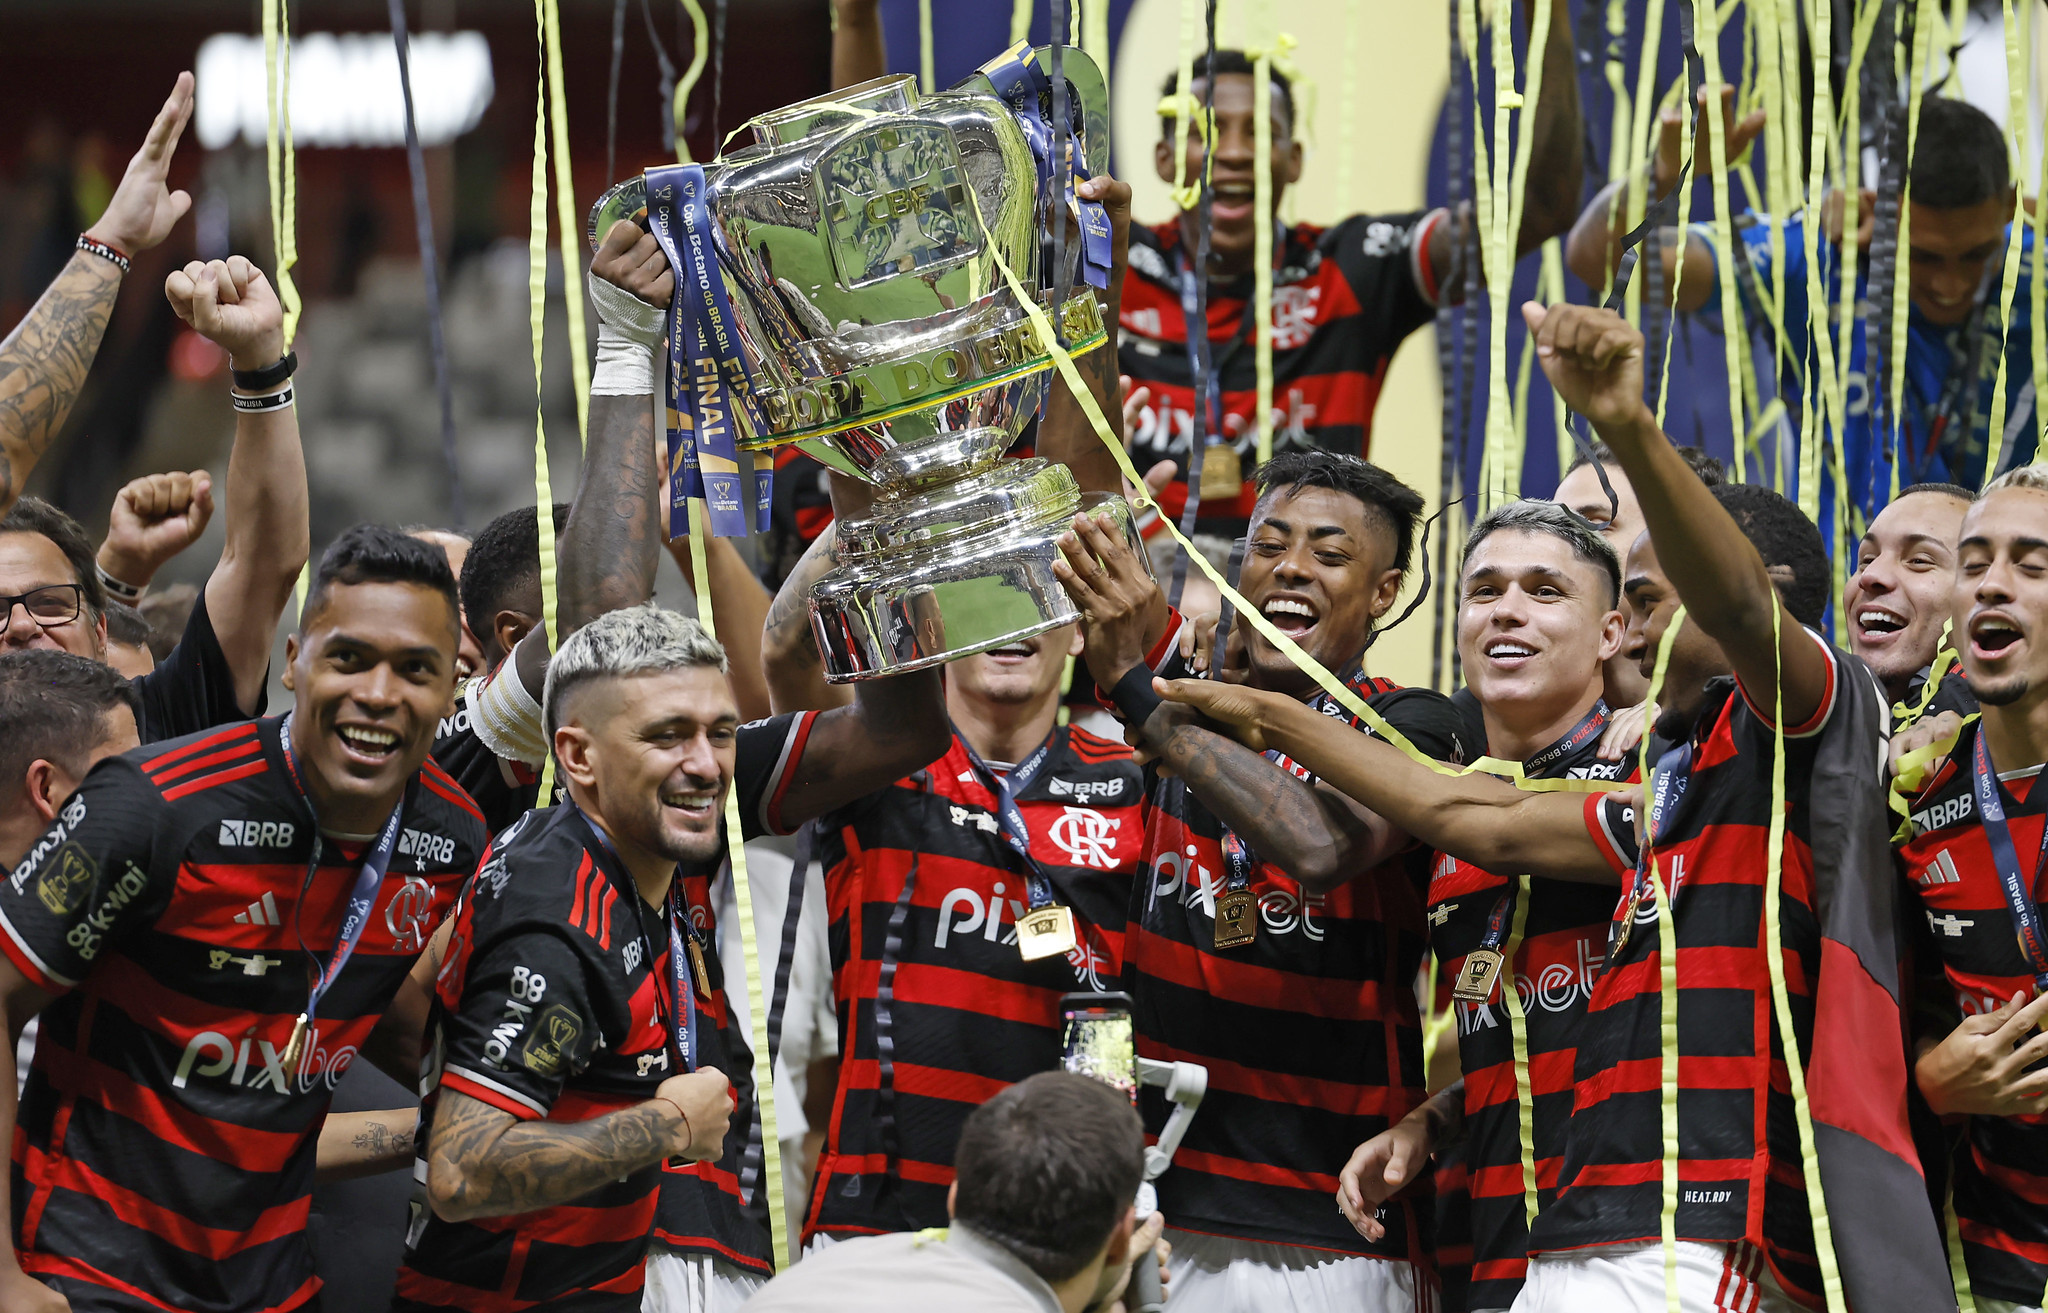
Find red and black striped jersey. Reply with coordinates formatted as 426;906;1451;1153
1536;641;1856;1301
1126;674;1468;1260
396;712;818;1310
0;715;486;1313
1896;721;2048;1307
431;682;558;837
1117;212;1445;537
1427;717;1633;1309
804;724;1143;1241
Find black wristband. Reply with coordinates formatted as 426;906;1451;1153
231;349;297;393
1106;665;1165;728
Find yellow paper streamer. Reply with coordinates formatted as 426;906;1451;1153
1983;0;2030;478
529;0;564;809
542;0;590;445
918;0;935;94
263;0;301;349
1692;0;1750;482
1012;0;1034;48
1501;873;1539;1228
1891;0;1938;500
1252;38;1277;467
674;0;710;162
682;499;788;1273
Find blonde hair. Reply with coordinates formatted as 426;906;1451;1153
542;604;727;734
1977;465;2048;498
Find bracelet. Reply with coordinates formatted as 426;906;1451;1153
75;234;131;274
1104;664;1165;728
230;383;295;413
231;350;297;393
657;1095;693;1148
96;563;143;603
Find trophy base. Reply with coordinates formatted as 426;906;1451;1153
810;490;1148;683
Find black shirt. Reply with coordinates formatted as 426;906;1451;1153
134;588;263;744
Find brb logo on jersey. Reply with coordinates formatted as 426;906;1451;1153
219;819;297;849
1048;807;1121;869
398;828;456;866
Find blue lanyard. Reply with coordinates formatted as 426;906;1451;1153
962;732;1060;913
644;161;772;540
1472;703;1611;952
1969;731;2048;993
975;44;1113;290
277;714;405;1058
584;813;700;1073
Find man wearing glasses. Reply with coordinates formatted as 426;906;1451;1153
0;249;306;745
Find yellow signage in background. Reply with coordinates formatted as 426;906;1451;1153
1111;0;1453;689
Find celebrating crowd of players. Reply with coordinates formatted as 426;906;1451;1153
0;12;2046;1313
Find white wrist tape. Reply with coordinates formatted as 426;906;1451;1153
469;659;549;767
587;268;666;345
592;324;658;397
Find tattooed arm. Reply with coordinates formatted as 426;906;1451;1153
0;74;194;522
317;1110;420;1183
512;223;668;697
425;1072;731;1222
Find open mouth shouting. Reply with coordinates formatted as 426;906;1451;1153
1211;180;1255;224
1260;593;1321;642
335;722;403;770
1853;605;1909;647
1970;611;2025;663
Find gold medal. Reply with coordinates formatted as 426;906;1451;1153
1450;949;1505;1003
1197;441;1243;502
281;1012;310;1071
1610;885;1642;962
1213;888;1258;949
1016;904;1078;961
686;937;713;997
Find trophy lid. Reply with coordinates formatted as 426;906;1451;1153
750;74;921;148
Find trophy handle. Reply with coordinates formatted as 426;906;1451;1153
952;45;1111;182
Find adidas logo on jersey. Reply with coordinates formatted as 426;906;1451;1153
234;891;283;926
219;820;296;849
1916;848;1962;886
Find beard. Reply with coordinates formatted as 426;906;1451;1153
1971;672;2032;707
620;784;725;865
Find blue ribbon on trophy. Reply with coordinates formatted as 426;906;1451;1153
645;162;774;539
976;43;1112;290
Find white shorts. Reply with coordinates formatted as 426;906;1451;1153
641;1248;765;1313
1979;1301;2044;1313
1162;1228;1437;1313
1510;1241;1800;1313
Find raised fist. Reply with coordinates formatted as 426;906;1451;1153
1522;302;1650;436
99;471;215;590
166;256;286;374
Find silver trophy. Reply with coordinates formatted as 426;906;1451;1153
590;46;1146;681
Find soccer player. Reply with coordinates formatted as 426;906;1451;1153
1119;1;1582;548
1057;450;1469;1310
0;525;489;1313
1339;499;1628;1313
1892;466;2048;1311
1842;482;1972;706
394;605;951;1311
776;614;1147;1245
0;250;308;745
1550;439;1723;713
1155;304;1952;1311
1568;93;2031;529
0;651;140;867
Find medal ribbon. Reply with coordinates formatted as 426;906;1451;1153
644;162;772;539
277;713;406;1062
975;43;1112;290
1969;730;2048;992
1520;701;1610;777
1609;737;1694;965
1475;883;1518;957
584;813;701;1072
962;731;1060;914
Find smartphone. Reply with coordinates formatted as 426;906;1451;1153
1059;990;1137;1105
